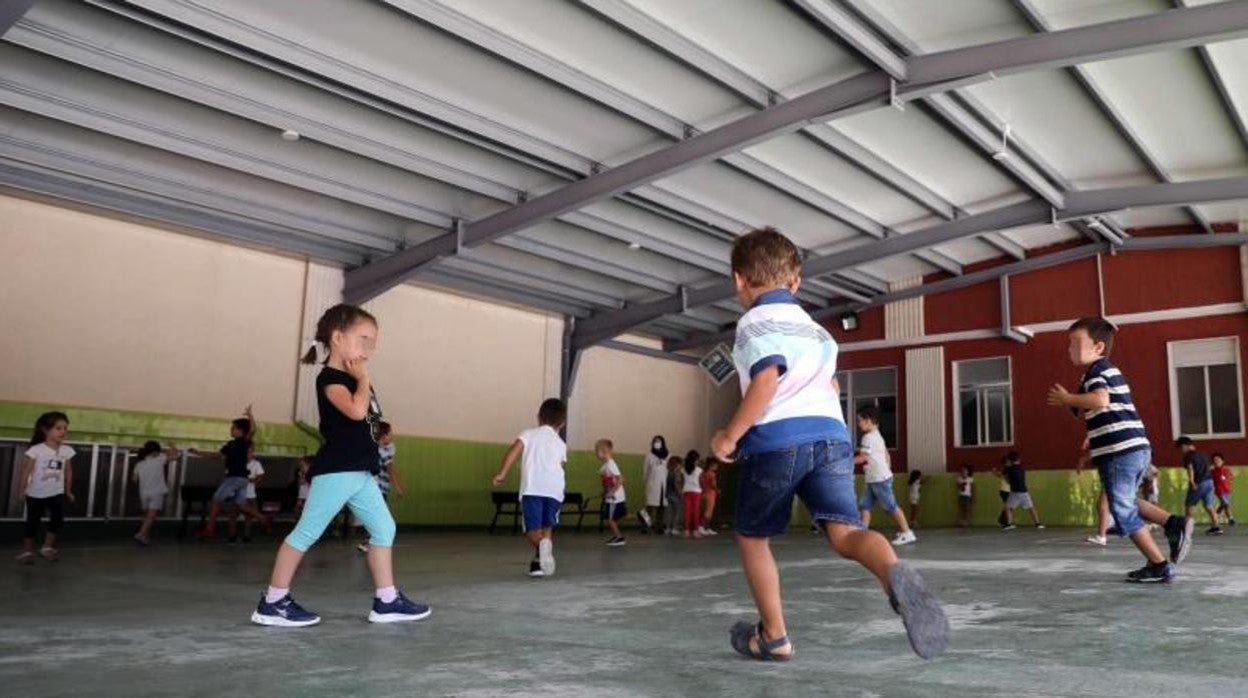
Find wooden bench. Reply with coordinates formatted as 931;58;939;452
488;491;603;534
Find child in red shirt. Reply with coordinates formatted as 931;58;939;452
1211;453;1236;527
699;459;720;536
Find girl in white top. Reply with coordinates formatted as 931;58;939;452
131;440;181;545
907;470;923;528
18;411;75;564
681;450;704;539
641;435;669;532
241;446;266;542
956;465;974;528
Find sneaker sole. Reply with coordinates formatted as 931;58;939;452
538;539;555;576
1172;518;1195;565
250;611;321;628
1124;576;1173;584
368;608;432;623
889;562;950;660
528;570;545;578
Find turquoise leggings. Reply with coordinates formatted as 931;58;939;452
286;471;395;552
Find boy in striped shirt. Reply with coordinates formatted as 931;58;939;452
711;227;948;661
1048;317;1194;583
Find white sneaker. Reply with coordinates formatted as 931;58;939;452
538;538;555;577
892;530;917;546
1085;535;1108;546
704;527;718;536
639;510;653;527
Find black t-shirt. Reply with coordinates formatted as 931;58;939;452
1185;452;1211;483
1005;464;1028;493
312;367;382;478
220;438;251;478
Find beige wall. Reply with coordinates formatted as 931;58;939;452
0;192;730;449
567;338;739;456
0;193;305;419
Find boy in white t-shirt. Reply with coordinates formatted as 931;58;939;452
131;440;181;545
596;439;627;547
492;399;567;578
239;446;266;543
855;405;916;546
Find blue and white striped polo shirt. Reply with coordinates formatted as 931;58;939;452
732;289;848;457
1079;357;1150;464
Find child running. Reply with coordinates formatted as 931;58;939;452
17;411;75;564
596;439;627;547
907;470;923;527
1177;437;1223;535
131;440;180;545
492;398;568;578
1048;317;1194;583
1211;453;1235;527
711;227;948;661
192;406;270;541
855;405;916;546
252;304;429;626
956;465;974;528
999;452;1044;530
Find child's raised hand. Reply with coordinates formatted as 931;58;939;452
1046;383;1070;407
711;430;736;462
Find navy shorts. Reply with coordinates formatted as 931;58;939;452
521;495;560;532
602;501;628;522
735;440;861;537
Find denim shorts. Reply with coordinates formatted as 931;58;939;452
213;476;249;507
735;440;861;537
1098;448;1150;538
1186;479;1216;508
859;479;899;513
522;495;561;532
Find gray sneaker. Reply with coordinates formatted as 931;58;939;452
888;563;950;660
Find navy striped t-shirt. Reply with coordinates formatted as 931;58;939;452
1079;358;1150;464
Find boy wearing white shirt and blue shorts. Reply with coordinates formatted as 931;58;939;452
492;399;568;578
856;405;916;546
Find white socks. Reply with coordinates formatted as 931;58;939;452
376;586;398;603
265;586;289;604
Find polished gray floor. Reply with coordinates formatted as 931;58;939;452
2;525;1245;697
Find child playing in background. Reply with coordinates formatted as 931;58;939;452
999;452;1044;530
855;405;916;546
995;464;1011;527
358;421;404;553
596;439;627;547
253;303;429;626
295;457;311;515
17;411;75;564
239;445;265;543
681;450;704;539
192;406;270;541
1211;453;1235;526
711;227;947;661
664;455;683;536
700;458;720;536
1177;437;1222;535
492;398;568;578
132;440;180;545
956;465;973;528
1048;317;1193;583
907;470;923;528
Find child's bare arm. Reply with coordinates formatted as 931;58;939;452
712;365;781;460
388;464;405;496
243;405;257;440
63;455;74;501
17;457;34;499
492;440;524;486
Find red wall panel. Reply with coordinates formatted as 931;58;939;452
1010;256;1101;325
925;280;998;335
1104;247;1242;314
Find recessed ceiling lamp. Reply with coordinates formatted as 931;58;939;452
280;129;301;141
628;242;642;251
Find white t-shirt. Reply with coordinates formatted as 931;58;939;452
859;429;891;483
958;476;973;497
244;459;265;499
909;480;921;504
134;454;170;499
25;443;75;499
682;466;703;494
599;459;625;504
518;426;567;502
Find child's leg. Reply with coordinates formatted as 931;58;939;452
344;477;398;591
735;535;791;653
1102;457;1166;565
205;500;222;527
43;495;64;551
138;509;158;537
1204;503;1220;526
268;474;356;588
1137;498;1174;524
1027;506;1042;526
683;493;698;532
889;507;911;533
825;523;897;592
22;497;43;553
1097;493;1111;537
606;506;621;538
860;509;872;527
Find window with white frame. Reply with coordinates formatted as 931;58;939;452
1168;337;1244;439
954;357;1013;447
835;367;898;449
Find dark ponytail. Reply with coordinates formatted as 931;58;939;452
301;303;378;364
30;411;69;446
683;449;700;475
135;440;162;461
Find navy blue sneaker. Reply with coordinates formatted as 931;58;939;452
368;592;432;624
1125;561;1174;584
251;594;320;627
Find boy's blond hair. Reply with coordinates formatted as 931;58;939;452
730;227;802;288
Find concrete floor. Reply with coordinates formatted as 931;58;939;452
2;525;1246;697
